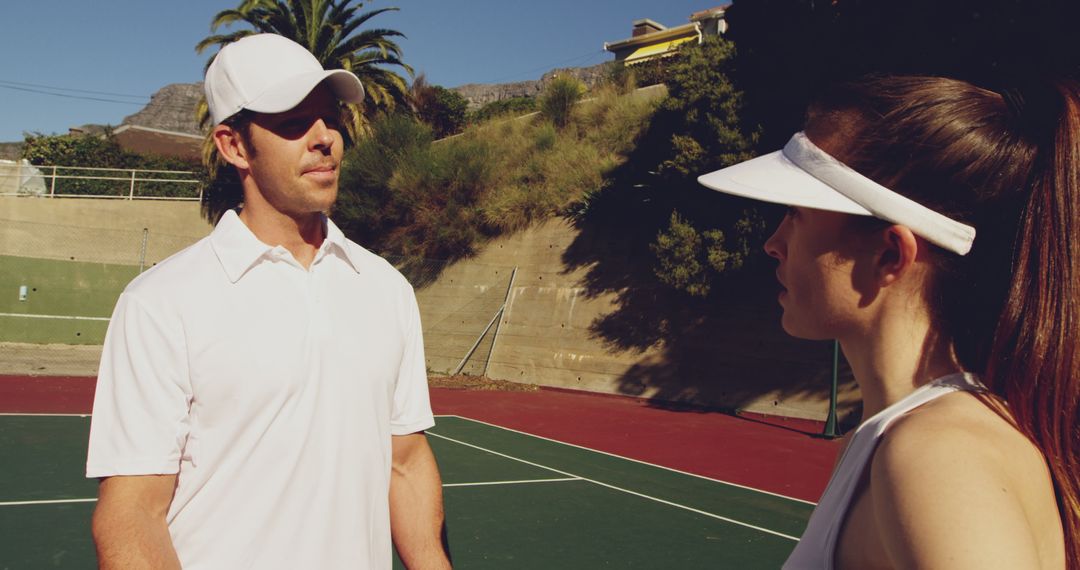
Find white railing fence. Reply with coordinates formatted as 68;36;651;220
0;161;202;201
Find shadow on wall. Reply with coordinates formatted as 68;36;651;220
560;111;858;424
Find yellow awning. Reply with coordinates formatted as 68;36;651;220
623;36;697;65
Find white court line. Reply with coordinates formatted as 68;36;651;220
426;431;798;542
0;498;96;507
443;477;580;488
0;312;109;321
441;414;816;506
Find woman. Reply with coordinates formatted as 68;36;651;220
698;76;1077;568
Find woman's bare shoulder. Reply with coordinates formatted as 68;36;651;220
867;390;1051;568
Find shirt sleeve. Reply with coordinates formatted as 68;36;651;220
390;284;435;436
86;292;193;478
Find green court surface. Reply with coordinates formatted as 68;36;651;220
0;414;812;569
0;255;137;345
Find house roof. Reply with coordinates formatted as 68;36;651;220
111;125;203;161
690;4;732;22
604;21;700;52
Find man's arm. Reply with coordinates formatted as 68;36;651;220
389;433;451;569
92;474;182;570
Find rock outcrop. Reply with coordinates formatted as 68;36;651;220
115;62;611;131
121;83;205;135
451;63;609;109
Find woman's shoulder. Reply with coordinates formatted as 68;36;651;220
867;390;1056;568
879;389;1039;473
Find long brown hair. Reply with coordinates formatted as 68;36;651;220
808;75;1079;566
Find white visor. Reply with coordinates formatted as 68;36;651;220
697;132;976;255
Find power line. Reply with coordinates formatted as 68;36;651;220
0;80;149;100
0;84;147;106
0;84;199;114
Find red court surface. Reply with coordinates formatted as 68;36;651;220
1;375;840;503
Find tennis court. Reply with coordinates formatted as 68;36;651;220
1;412;814;568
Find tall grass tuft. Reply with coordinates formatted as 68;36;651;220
539;76;585;129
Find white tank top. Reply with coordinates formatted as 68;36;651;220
783;372;984;570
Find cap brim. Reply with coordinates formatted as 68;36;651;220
697;150;872;216
244;69;365;115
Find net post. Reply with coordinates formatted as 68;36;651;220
483;266;517;376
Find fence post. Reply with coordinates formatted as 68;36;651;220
139;228;149;273
50;166;57;197
129;170;137;199
823;340;840;439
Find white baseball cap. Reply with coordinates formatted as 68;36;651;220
697;132;977;255
204;33;365;125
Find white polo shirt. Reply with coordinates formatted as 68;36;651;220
87;210;435;569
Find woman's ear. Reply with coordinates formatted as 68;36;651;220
212;124;251;171
876;225;920;287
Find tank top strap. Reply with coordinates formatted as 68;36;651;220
782;372;983;569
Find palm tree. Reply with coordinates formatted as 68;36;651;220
194;0;412;143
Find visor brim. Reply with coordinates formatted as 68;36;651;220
697;150;872;216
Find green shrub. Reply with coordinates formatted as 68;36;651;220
411;77;469;138
468;97;537;124
539;76;585;129
650;211;754;297
21;131;198;198
601;62;637;94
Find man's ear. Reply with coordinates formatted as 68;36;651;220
876;225;920;287
212;124;251;171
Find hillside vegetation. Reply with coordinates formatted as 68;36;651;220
336;36;768;296
335;81;659;269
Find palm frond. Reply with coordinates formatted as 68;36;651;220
196;0;411;137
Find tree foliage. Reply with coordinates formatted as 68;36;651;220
194;0;412;142
657;36;758;178
725;0;1080;149
410;75;468;138
21;132;198;198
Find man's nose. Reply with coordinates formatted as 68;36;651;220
309;119;334;150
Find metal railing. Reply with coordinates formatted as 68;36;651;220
0;163;202;201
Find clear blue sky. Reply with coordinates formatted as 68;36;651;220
0;0;716;142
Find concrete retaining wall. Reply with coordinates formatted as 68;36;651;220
418;218;859;421
0;196;212;265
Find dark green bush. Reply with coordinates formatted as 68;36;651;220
411;78;469;139
468;97;538;124
21;131;199;198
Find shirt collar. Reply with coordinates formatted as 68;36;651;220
210;210;362;283
323;215;364;274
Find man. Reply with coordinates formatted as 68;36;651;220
86;34;451;569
